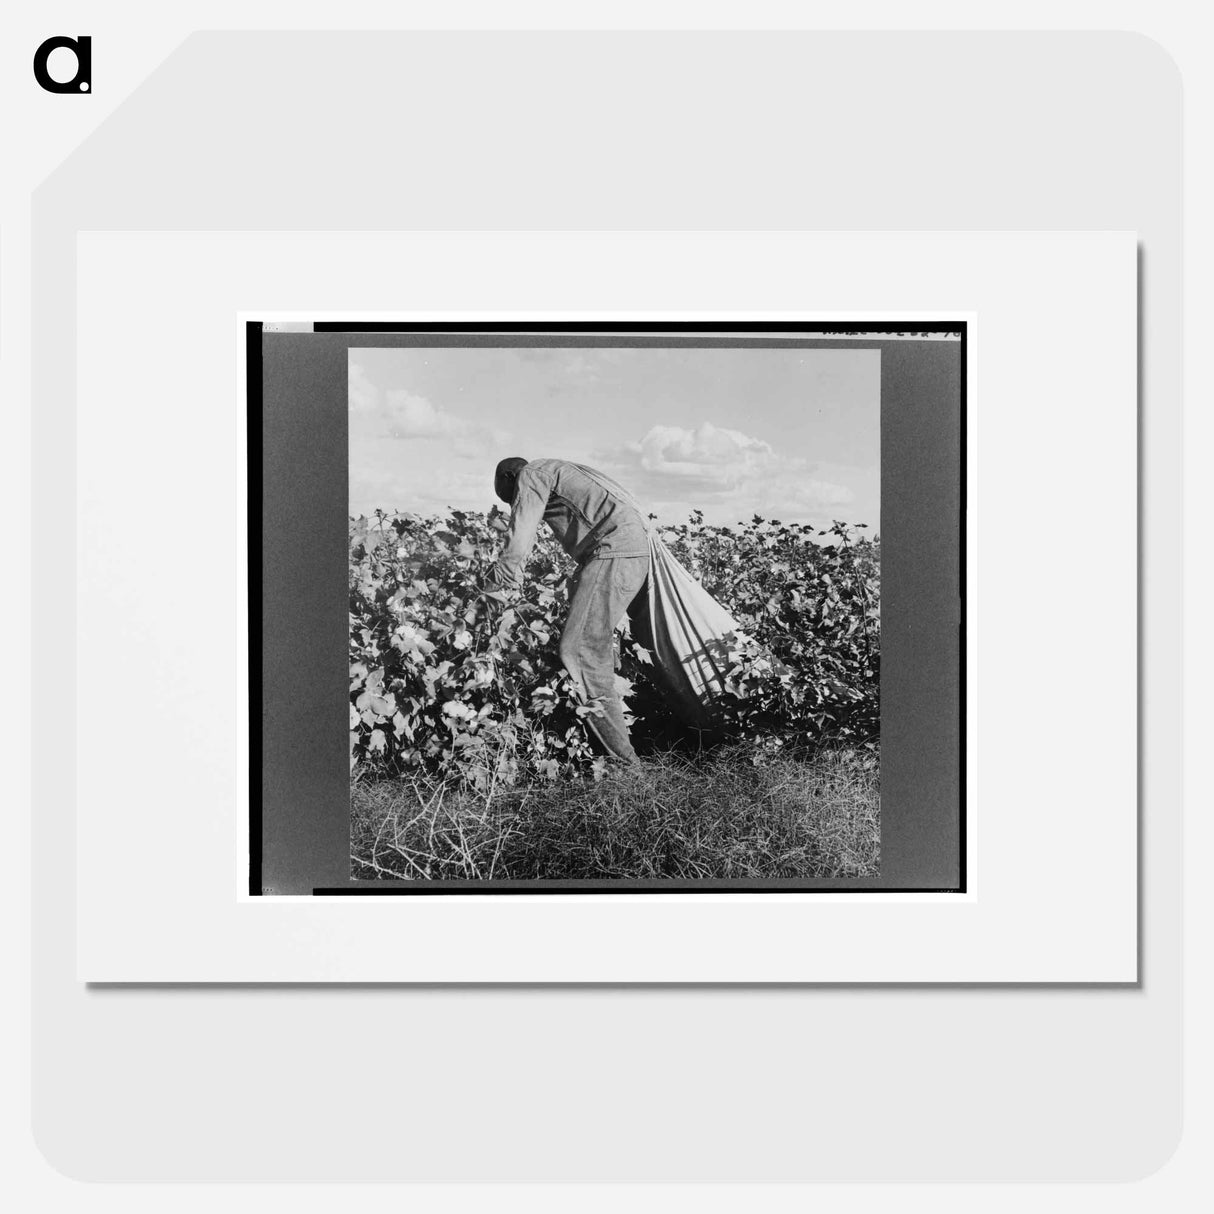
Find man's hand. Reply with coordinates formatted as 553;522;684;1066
474;582;515;616
480;560;519;595
464;585;510;634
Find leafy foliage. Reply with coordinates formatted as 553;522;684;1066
349;506;879;786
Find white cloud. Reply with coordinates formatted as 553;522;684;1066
383;389;469;440
348;359;379;414
605;421;856;525
349;360;478;441
632;422;777;484
348;361;515;515
349;360;510;458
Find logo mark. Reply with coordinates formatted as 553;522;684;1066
33;35;91;93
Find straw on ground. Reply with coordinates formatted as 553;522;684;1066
351;745;878;882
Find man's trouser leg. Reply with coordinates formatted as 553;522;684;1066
560;556;650;764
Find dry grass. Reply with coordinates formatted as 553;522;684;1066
350;746;879;882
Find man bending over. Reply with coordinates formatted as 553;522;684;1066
487;457;654;766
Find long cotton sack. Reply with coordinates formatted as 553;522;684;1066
642;533;748;725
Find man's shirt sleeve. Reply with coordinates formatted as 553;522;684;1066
492;464;552;585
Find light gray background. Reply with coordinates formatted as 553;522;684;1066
32;32;1178;1180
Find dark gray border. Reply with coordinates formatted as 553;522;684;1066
257;328;962;894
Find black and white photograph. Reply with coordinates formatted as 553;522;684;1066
250;321;963;896
347;337;892;884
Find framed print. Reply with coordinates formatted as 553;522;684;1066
74;230;1136;981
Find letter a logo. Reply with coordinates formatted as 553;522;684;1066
33;35;92;94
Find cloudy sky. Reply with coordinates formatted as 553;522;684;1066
349;344;880;530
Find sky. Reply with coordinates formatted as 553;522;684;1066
349;343;880;531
